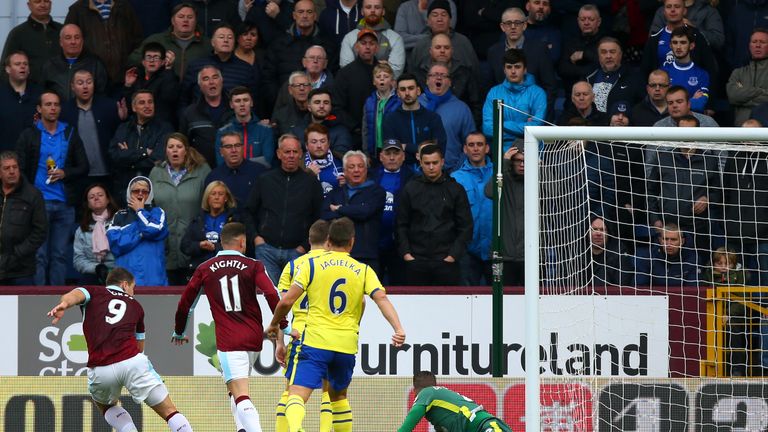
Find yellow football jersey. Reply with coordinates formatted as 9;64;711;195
277;249;327;334
293;250;383;354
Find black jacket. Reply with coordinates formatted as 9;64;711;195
61;95;123;174
0;16;63;85
0;176;48;280
123;66;180;127
585;64;643;112
723;151;768;243
40;52;109;101
632;96;668;127
0;82;42;151
180;207;247;268
244;167;323;250
180;98;232;167
109;116;174;195
396;173;473;260
321;181;386;259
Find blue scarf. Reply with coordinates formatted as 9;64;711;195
346;180;374;199
421;88;453;112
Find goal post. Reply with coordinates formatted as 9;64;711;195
520;125;768;432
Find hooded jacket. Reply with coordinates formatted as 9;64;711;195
339;18;405;78
482;74;546;151
451;157;493;261
485;155;523;261
106;176;169;286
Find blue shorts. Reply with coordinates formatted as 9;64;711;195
284;340;301;380
289;345;355;392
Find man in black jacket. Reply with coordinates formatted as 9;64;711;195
179;65;232;167
39;24;109;101
16;90;89;285
396;144;472;285
244;134;323;283
0;151;47;285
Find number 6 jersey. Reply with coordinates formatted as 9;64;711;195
77;285;145;368
175;250;283;352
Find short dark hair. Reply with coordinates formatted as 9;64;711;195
142;42;167;59
38;90;61;106
305;122;329;142
670;26;694;43
676;114;700;126
3;50;27;68
0;150;19;164
308;87;332;102
172;2;196;16
308;219;330;246
228;85;252;100
106;267;135;286
220;131;243;143
503;48;526;67
419;143;443;159
328;217;355;247
131;89;154;104
396;72;420;88
666;85;689;99
221;222;247;245
413;371;437;392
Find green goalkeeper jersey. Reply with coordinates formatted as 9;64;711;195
398;386;499;432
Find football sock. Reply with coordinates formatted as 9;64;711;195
285;394;306;432
235;395;263;432
230;393;245;431
331;398;353;432
275;390;289;432
165;411;192;431
104;405;137;432
319;391;333;432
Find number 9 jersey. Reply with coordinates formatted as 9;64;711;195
77;285;145;368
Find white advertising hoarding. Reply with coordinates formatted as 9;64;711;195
0;296;18;375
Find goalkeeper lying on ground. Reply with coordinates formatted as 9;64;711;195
398;371;512;432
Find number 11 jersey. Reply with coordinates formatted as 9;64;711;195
175;250;282;352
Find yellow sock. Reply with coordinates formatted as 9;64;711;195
319;391;332;432
275;391;289;432
331;398;353;432
285;394;306;432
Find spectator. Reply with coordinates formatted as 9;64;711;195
586;37;642;113
292;88;353;157
61;69;124;190
559;4;604;96
0;0;62;85
724;0;768;68
319;0;364;52
107;176;169;286
727;28;768;127
589;216;634;286
662;27;710;112
487;8;557;120
412;33;483;125
382;73;447;167
303;123;345;196
149;132;212;285
649;0;724;51
40;24;109;101
128;3;212;80
482;48;546;152
262;0;335;110
395;0;458;51
321;150;387;270
273;45;334;114
271;71;310;137
635;222;700;286
339;0;406;78
17;90;89;286
180;180;245;268
73;183;117;284
523;0;561;63
371;139;413;284
407;1;479;77
632;69;671;126
333;29;379;148
607;101;632;126
128;0;175;37
179;65;233;167
653;85;718;126
0;151;47;286
486;144;525;285
557;80;608;126
418;63;476;172
0;51;42;151
397;144;472;285
205;131;267;206
234;22;268;117
186;0;241;37
451;132;492;285
243;134;323;283
215;86;275;167
363;63;400;160
65;0;143;84
242;0;294;47
109;90;174;198
123;42;180;127
181;25;260;108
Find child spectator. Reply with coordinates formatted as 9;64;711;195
363;63;400;162
702;247;748;286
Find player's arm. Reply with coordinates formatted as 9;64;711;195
267;282;302;340
136;310;146;352
47;288;87;324
397;404;427;432
172;270;204;344
371;290;405;346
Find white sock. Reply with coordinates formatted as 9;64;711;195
236;397;263;432
231;394;245;431
104;405;137;432
166;412;193;431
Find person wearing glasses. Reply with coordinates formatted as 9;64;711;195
107;176;170;286
206;131;268;206
272;71;312;137
632;69;671;126
123;42;180;128
273;45;335;114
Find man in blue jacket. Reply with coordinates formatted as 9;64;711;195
450;132;493;285
635;223;699;287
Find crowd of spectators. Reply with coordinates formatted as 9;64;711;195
0;0;767;293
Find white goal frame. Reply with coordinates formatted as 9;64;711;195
521;126;768;432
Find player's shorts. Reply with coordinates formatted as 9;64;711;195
87;353;168;406
289;345;355;392
478;417;513;432
283;341;328;387
218;350;260;383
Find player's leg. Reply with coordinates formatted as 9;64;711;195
88;362;138;432
286;345;330;432
221;351;262;432
481;417;513;432
96;402;138;432
230;392;246;432
319;379;332;432
277;340;300;432
147;393;193;431
326;351;357;432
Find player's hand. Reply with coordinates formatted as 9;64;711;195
171;334;189;345
392;329;405;347
289;329;300;340
47;302;67;325
275;342;286;367
266;323;280;341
